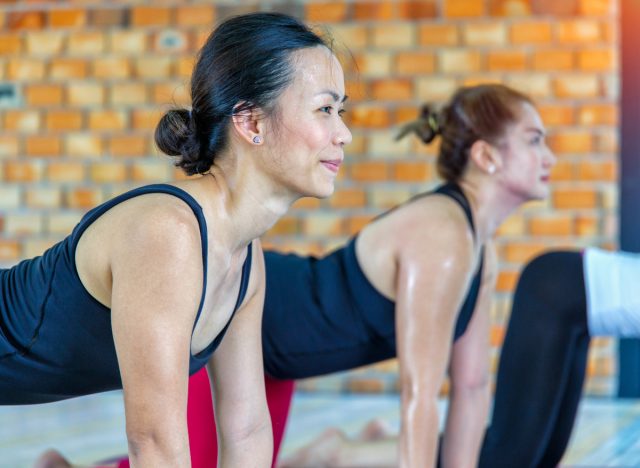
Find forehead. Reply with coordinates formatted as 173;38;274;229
513;101;543;129
287;46;345;96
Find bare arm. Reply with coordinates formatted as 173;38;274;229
208;240;273;468
111;206;203;467
441;241;497;468
395;210;475;468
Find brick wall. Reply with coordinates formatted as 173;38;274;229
0;0;619;396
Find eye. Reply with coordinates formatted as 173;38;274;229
319;105;333;114
338;108;346;117
530;135;543;145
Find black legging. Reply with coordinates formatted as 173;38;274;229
478;250;590;468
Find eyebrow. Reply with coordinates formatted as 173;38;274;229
317;90;349;103
525;127;546;136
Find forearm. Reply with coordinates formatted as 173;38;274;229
399;396;440;468
441;383;491;468
218;421;273;468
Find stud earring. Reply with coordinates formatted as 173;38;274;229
252;135;262;144
488;164;496;174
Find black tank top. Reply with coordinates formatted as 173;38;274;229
0;183;252;404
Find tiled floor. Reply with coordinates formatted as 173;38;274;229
1;391;640;467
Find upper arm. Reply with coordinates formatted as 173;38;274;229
109;203;203;437
208;240;270;440
395;209;476;395
449;241;497;390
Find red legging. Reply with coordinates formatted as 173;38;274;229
113;369;295;468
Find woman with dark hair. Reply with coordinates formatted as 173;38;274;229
1;11;351;467
39;82;555;468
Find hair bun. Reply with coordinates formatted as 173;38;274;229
155;109;209;175
395;103;440;144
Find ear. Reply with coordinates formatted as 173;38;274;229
231;103;266;146
469;139;502;175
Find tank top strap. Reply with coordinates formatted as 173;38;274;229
433;183;477;238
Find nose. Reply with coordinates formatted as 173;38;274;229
334;117;352;147
544;144;557;167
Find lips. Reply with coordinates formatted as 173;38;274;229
321;159;342;173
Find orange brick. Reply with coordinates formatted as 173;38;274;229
26;187;62;209
349;107;390;129
0;136;19;158
268;217;299;236
463;23;507;45
176;57;195;79
495;270;518;292
509;22;552;44
553;189;598;209
490;324;505;347
350;161;389;181
577;161;616;181
49;9;86;28
0;34;21;54
354;52;392;77
132;109;162;131
5;161;43;182
547;132;593;154
487;51;527;71
66;187;103;209
353;1;394;20
306;2;348;22
90;8;126;27
345;79;367;102
111;83;148;107
345;214;376;235
554;76;599;98
175;5;215;27
347;378;385;393
395;52;436;75
556;20;601;43
529;216;573;236
578;49;615;71
578;104;617;126
419;24;459;46
579;0;613;15
67;83;105;107
8;11;45;30
131;7;171;27
152;83;189;106
550;161;574;181
0;240;20;261
371;79;413;100
26;136;61;157
93;57;132;80
533;50;574;71
576;215;599;236
90;163;127;183
134;57;172;79
537;104;575;126
7;59;46;81
533;0;579;15
303;214;344;237
331;25;368;51
398;1;438;19
49;58;87;80
46;110;83;132
26;84;64;106
110;31;147;54
67;32;105;55
439;50;482;73
329;188;366;208
502;242;548;263
25;32;64;56
47;162;85;182
444;0;485;17
291;197;322;210
4;111;40;133
109;135;148;157
371;24;414;48
490;0;532;15
89;110;128;132
393;161;430;181
131;161;171;182
67;134;103;159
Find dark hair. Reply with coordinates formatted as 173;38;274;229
398;84;533;183
155;12;329;175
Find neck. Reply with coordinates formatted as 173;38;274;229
203;151;297;253
456;177;530;244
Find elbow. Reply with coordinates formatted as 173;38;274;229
126;429;187;464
